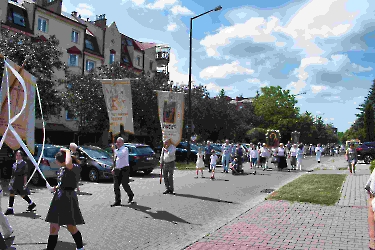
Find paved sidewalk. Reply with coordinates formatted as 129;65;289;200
185;157;371;250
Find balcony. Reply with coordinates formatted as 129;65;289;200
155;45;170;67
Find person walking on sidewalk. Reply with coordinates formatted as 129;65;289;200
45;149;85;250
5;150;36;215
70;143;82;193
204;141;213;172
249;144;258;169
210;150;218;180
259;143;270;171
221;140;231;173
195;147;204;178
161;139;176;194
277;143;288;171
346;143;358;174
110;137;134;206
296;144;304;171
315;144;322;163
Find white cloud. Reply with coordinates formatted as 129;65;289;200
330;118;335;121
168;49;195;85
170;5;193;15
76;3;95;17
311;85;328;94
206;82;234;93
166;23;178;31
200;61;254;79
130;0;145;5
146;0;177;9
62;3;67;12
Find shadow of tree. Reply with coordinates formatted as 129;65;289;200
173;193;237;204
122;202;199;225
13;211;42;219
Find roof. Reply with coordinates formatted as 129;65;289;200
36;7;86;28
133;40;157;51
84;33;102;57
5;1;33;35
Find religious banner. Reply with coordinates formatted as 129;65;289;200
291;131;300;144
266;129;281;148
156;91;185;146
0;58;35;153
101;79;134;135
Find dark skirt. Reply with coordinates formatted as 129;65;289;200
290;156;297;166
278;156;287;169
259;157;266;164
9;177;30;196
45;189;85;226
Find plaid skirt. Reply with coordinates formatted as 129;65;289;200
45;189;85;226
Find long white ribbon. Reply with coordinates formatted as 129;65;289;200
1;59;52;191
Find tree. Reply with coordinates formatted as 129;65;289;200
246;128;266;144
0;30;64;118
364;102;375;142
218;89;225;98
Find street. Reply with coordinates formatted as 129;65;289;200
4;156;328;250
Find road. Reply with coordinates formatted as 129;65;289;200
3;156;329;250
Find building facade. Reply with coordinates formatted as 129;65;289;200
0;0;171;145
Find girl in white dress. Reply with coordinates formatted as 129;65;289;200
297;144;304;171
210;150;218;179
195;148;205;178
315;144;322;163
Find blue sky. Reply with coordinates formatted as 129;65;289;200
56;0;375;132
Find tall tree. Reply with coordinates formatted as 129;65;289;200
0;30;64;118
218;89;225;98
364;102;375;142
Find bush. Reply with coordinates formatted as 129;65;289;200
370;159;375;173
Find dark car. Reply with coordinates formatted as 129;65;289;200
104;143;158;175
175;142;200;162
77;146;114;182
356;142;375;164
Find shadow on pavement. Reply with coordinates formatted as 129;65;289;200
123;202;198;225
173;193;237;204
131;173;160;179
77;191;93;196
13;211;42;219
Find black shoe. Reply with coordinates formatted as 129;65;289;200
163;190;170;194
169;191;175;195
128;195;134;203
4;208;13;215
110;201;121;207
27;203;36;211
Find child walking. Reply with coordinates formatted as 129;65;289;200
346;143;358;174
5;150;36;215
289;144;298;170
297;144;304;171
195;148;204;178
249;145;258;169
210;150;218;179
45;148;85;250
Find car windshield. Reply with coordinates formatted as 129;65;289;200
135;146;154;155
35;146;62;158
81;147;111;159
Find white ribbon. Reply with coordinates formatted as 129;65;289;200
0;59;52;191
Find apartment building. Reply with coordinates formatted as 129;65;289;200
0;0;171;145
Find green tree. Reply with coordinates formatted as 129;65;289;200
364;102;375;142
218;89;225;98
0;30;64;118
246;128;267;144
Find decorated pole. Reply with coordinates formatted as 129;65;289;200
291;131;300;144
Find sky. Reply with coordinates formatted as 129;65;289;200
41;0;375;132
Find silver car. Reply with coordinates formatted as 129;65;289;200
30;144;67;185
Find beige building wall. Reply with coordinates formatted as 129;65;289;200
104;22;121;65
132;49;143;70
144;48;157;77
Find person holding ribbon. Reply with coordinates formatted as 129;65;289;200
45;148;85;250
69;143;82;193
5;150;36;215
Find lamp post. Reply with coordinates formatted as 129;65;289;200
187;5;222;163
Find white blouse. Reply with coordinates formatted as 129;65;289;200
277;147;286;156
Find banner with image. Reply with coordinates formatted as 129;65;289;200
0;58;36;153
266;129;281;148
156;91;185;146
101;79;134;135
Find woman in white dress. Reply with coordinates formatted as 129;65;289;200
195;147;205;178
315;144;322;163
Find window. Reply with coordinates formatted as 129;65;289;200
71;30;79;43
66;110;77;120
86;60;95;71
37;17;48;33
110;53;115;64
68;54;78;66
85;40;94;50
137;56;141;66
13;12;25;27
126;39;133;46
149;61;153;70
47;0;55;2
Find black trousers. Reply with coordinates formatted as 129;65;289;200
204;154;211;167
113;167;134;202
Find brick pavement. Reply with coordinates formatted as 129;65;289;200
185;157;372;250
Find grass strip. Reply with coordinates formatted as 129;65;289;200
175;161;199;170
267;174;347;206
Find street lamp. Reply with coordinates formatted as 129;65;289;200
187;5;222;163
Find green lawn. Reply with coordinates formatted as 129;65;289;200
267;174;346;206
175;161;198;170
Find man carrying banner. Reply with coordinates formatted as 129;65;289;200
160;139;176;194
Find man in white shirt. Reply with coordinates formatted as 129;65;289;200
110;137;134;207
160;139;176;194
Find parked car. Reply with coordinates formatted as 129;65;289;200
104;143;158;176
0;145;15;179
175;142;200;162
356;142;375;164
77;146;113;182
